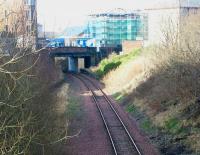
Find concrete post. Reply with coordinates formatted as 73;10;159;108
68;57;78;72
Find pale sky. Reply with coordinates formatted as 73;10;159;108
37;0;200;32
37;0;154;32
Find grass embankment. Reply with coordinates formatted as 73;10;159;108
94;49;141;79
93;44;200;154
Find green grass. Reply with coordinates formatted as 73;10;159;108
164;117;183;134
125;104;137;114
95;48;141;78
66;97;82;121
125;104;156;133
140;118;155;133
113;92;124;102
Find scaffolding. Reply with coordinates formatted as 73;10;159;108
87;8;148;47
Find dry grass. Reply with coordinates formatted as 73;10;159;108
103;55;147;94
101;13;200;154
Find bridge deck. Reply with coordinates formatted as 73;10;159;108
45;47;97;57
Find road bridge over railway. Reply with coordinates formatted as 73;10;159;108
42;46;122;72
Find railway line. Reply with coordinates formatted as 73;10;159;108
71;73;142;155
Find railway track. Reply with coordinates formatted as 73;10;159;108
72;73;142;155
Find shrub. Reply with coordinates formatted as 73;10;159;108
164;118;183;134
95;49;141;78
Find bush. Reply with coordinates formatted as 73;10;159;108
0;42;67;154
95;49;141;78
164;118;182;134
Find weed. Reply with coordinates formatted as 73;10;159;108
164;118;183;134
140;118;155;133
66;97;82;121
113;92;124;102
125;104;137;114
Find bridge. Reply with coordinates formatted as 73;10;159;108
43;46;122;72
48;47;96;57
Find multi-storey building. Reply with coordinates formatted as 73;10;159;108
144;0;200;45
86;9;148;47
0;0;37;48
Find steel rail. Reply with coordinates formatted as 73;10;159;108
79;73;142;155
71;73;118;155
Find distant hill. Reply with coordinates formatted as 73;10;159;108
61;26;86;37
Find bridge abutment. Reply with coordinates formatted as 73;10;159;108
68;57;78;72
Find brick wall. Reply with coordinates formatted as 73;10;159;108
122;40;143;54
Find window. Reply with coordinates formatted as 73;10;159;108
24;0;35;5
5;25;8;32
5;10;7;18
26;25;31;33
24;0;28;4
26;10;32;20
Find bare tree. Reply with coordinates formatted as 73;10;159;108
0;2;69;154
150;10;200;99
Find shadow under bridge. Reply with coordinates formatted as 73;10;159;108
47;47;97;72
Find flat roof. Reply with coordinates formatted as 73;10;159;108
145;6;200;11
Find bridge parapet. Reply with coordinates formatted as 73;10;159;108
43;47;96;57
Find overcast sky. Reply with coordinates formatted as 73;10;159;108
37;0;200;32
37;0;156;32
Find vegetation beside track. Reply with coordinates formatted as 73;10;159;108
93;14;200;155
0;51;76;155
93;49;141;79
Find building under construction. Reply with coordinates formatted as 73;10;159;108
86;8;148;47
